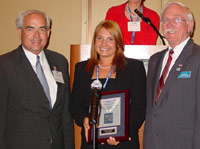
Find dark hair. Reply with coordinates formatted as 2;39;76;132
85;20;126;72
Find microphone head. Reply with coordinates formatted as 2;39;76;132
91;80;102;90
134;9;139;13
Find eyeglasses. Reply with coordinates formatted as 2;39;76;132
161;18;189;25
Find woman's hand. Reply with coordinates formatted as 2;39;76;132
105;137;131;146
106;137;120;145
83;117;90;142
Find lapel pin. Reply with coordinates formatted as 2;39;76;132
53;66;57;71
176;64;183;71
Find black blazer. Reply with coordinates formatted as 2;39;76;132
70;58;146;149
0;46;74;149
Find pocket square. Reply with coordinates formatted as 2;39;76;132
178;71;191;79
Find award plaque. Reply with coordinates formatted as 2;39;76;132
88;89;129;143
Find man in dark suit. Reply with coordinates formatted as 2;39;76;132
0;10;74;149
143;2;200;149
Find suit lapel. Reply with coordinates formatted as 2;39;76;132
16;46;46;91
157;39;194;105
151;49;167;107
44;50;65;110
15;46;51;111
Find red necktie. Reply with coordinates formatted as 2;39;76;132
155;49;174;104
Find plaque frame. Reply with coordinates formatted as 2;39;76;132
88;89;129;143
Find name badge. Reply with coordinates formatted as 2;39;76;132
178;71;191;79
52;70;65;84
128;22;141;32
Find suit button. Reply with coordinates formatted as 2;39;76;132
48;138;53;143
153;133;158;137
47;116;52;121
153;113;159;118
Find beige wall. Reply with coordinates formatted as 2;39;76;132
0;0;82;61
1;0;200;60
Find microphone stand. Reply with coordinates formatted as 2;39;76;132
90;88;101;149
134;9;166;45
90;118;98;149
144;17;166;45
91;121;97;149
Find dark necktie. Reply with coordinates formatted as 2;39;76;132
155;49;174;104
36;56;52;109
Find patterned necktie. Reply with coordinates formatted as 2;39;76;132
155;49;174;104
36;56;52;109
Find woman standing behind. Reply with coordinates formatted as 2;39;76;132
70;20;146;148
105;0;159;45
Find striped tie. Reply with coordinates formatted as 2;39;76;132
36;56;52;109
155;49;174;104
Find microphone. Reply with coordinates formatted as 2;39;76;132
134;9;166;45
89;80;102;125
134;9;150;24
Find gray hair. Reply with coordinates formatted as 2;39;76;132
15;10;51;29
161;2;194;35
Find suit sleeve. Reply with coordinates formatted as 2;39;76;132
129;60;146;137
0;62;7;149
70;63;89;127
193;63;200;148
61;58;75;149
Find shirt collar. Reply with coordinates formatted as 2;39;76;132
22;46;45;67
168;37;190;57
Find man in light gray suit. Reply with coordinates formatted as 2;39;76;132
143;2;200;149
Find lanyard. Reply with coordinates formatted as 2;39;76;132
96;65;115;89
126;4;143;44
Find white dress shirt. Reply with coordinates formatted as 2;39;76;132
23;47;57;107
160;37;190;80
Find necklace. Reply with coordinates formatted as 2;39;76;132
98;64;112;69
96;65;115;89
